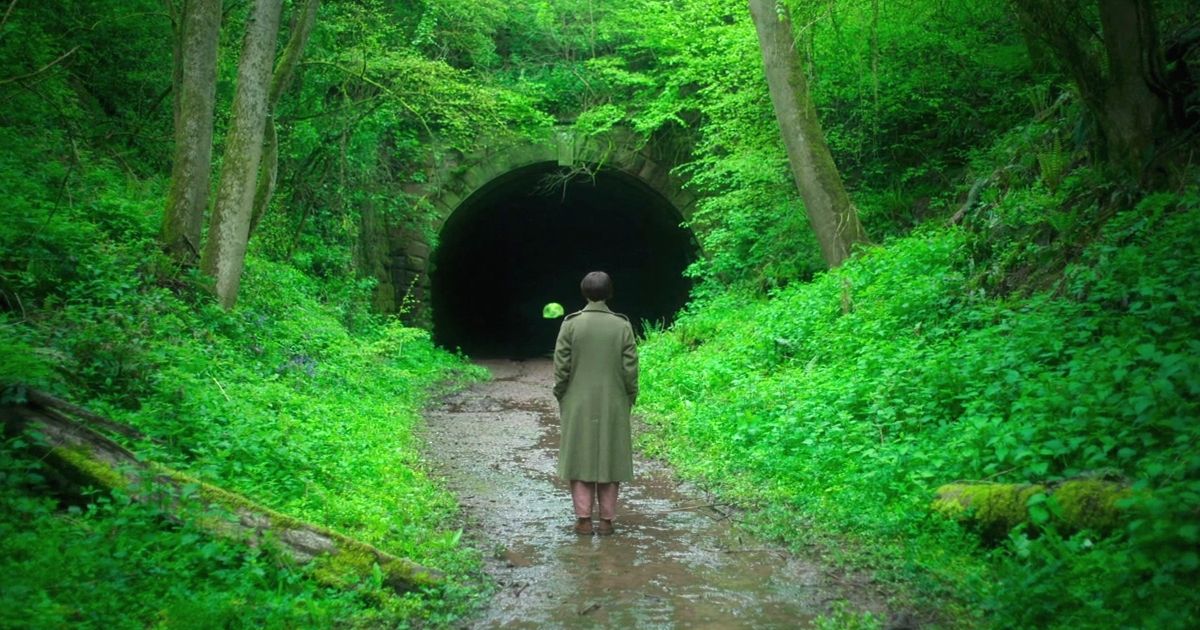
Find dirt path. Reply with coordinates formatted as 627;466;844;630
423;359;896;628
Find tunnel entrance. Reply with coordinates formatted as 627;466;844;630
431;162;695;358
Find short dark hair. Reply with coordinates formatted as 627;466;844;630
580;271;613;301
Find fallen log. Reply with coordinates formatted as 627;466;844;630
23;388;154;443
3;401;444;594
932;479;1131;537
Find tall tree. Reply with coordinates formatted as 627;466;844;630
1011;0;1178;183
248;0;320;237
161;0;222;265
748;0;869;268
200;0;283;308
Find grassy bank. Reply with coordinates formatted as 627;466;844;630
636;184;1200;627
1;155;488;626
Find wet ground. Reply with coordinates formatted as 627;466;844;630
423;359;897;629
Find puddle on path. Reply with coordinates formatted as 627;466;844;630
423;359;898;629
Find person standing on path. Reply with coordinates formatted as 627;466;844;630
553;271;639;536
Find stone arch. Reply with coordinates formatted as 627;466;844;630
359;126;697;336
427;127;696;230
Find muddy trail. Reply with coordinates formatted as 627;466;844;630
423;359;900;628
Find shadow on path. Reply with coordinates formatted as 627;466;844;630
423;359;895;628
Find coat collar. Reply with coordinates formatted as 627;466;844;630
582;300;612;313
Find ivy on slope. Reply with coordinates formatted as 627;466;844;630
0;151;488;626
636;191;1200;628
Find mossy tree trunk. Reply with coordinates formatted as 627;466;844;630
200;0;282;309
161;0;222;265
748;0;869;268
1011;0;1175;185
248;0;321;238
5;393;445;594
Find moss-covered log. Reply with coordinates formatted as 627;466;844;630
932;480;1131;537
4;401;444;594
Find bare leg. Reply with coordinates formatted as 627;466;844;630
596;482;619;521
570;480;595;518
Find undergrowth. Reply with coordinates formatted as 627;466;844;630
637;174;1200;627
0;143;489;626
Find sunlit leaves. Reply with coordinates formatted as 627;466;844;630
638;195;1200;627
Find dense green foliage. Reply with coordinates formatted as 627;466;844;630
255;0;552;261
0;150;489;624
1;1;503;624
504;0;1038;286
605;2;1200;627
3;0;1199;626
637;143;1200;627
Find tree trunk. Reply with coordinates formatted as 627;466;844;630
869;0;881;152
249;0;320;238
5;393;444;593
167;0;182;134
748;0;869;268
1013;4;1055;74
200;0;283;309
1011;0;1170;184
161;0;222;265
1095;0;1166;179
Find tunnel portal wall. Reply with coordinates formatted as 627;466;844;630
358;127;697;331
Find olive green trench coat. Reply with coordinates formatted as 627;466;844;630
553;300;639;483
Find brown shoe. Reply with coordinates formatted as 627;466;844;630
574;518;593;535
596;519;614;536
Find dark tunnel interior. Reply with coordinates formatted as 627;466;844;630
431;163;696;358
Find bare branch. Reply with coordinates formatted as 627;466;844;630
0;0;17;35
300;59;437;141
0;46;79;86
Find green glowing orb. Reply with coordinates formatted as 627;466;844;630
542;302;565;319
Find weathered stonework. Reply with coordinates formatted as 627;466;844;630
358;125;695;327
